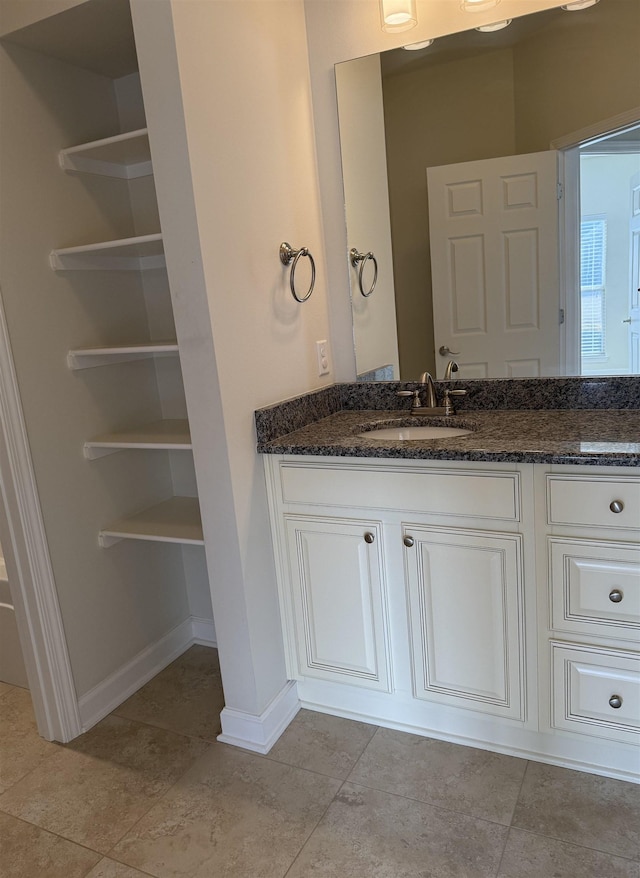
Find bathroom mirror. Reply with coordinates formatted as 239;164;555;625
335;0;640;380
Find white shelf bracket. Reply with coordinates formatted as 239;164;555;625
98;532;123;549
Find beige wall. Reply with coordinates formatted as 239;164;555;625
0;0;85;34
514;0;640;153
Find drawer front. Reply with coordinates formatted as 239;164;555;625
547;475;640;531
551;642;640;744
549;538;640;640
280;463;520;522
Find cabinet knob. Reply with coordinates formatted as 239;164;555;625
403;536;415;548
364;532;375;544
609;589;623;603
609;694;623;709
609;499;624;514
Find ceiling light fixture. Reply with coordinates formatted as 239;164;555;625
476;19;512;32
561;0;599;10
461;0;500;12
380;0;417;32
403;39;435;50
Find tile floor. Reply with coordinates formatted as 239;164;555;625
1;645;638;877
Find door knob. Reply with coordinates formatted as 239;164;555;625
403;535;415;547
439;345;460;356
364;532;375;544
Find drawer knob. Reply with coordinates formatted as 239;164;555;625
364;532;375;544
609;499;624;514
403;536;415;548
609;694;623;709
609;589;623;603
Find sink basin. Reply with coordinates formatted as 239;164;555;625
360;425;473;440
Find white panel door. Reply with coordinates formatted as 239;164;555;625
285;516;390;691
404;525;524;719
427;151;559;378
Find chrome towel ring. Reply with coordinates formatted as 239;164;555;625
350;248;378;298
279;242;316;303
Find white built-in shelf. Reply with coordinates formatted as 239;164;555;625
68;340;179;370
50;233;165;271
99;496;203;549
59;128;152;179
84;419;191;459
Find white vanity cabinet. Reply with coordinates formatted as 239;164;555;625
265;454;640;782
265;456;532;727
537;468;640;752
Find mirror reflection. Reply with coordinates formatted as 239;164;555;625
336;0;640;381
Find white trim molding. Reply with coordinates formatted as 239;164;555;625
191;615;217;647
218;680;300;754
0;290;81;742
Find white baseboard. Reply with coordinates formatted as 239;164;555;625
217;680;300;754
77;614;216;732
191;615;217;647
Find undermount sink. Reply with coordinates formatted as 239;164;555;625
359;424;473;441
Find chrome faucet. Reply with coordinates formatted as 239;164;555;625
444;360;459;380
419;371;437;407
397;368;466;415
397;370;444;414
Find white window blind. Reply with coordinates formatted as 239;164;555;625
580;217;606;357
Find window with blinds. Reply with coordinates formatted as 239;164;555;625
580;216;607;358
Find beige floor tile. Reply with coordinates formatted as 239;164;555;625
85;858;156;878
111;741;341;878
511;762;640;861
0;810;100;878
0;685;60;794
286;781;508;877
113;645;224;740
0;714;211;853
497;828;640;878
347;727;527;825
266;709;377;779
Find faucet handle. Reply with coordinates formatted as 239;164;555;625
443;388;466;416
397;389;422;409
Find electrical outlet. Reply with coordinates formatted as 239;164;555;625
316;339;331;376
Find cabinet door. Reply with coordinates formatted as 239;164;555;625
404;526;524;719
285;516;390;691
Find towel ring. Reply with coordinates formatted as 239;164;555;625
349;248;378;297
279;242;316;303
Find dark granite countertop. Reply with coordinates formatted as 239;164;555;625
257;408;640;467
